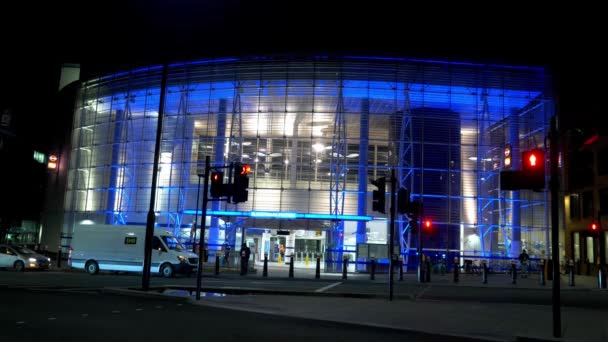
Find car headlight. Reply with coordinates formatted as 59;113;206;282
47;258;51;262
177;255;186;263
29;258;37;262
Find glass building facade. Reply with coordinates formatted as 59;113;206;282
62;56;552;267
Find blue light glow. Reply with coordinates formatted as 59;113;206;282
183;210;373;222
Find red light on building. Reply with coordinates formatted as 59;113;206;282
590;222;599;231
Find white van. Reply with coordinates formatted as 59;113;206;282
68;224;198;277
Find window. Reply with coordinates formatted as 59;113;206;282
152;236;166;252
569;194;581;221
586;236;594;263
573;232;580;262
582;191;593;219
598;147;608;176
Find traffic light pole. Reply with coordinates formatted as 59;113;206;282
550;116;561;337
142;63;168;291
389;169;396;301
196;156;210;301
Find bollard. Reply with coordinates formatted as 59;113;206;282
511;263;517;284
417;262;425;283
215;255;220;275
289;254;295;278
586;260;591;276
453;257;459;283
315;255;321;279
425;260;431;282
342;256;348;280
569;260;575;286
57;249;62;268
263;254;268;277
481;262;488;284
598;266;606;289
399;256;404;281
539;259;546;286
370;258;376;280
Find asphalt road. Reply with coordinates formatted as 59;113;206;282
0;288;486;342
2;268;607;310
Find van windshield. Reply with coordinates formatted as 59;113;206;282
161;235;185;251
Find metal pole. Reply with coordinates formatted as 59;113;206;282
550;115;561;338
196;156;210;300
263;254;268;277
192;175;202;253
143;63;168;291
389;169;396;301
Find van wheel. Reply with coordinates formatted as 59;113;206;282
85;260;99;275
160;263;173;278
14;260;25;272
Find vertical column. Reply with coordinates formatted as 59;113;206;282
357;99;369;271
210;98;227;256
106;109;124;224
509;112;521;257
286;232;296;264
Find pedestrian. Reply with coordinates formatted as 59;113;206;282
519;249;530;278
222;242;230;267
240;243;251;275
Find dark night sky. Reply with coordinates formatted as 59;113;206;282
1;1;605;147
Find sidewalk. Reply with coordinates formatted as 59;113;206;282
138;288;605;342
100;262;608;342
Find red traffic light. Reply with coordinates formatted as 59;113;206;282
590;222;599;231
424;219;432;229
522;149;544;170
241;164;251;175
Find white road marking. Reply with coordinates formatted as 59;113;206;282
16;321;25;324
176;303;182;306
111;310;120;314
155;305;163;309
48;317;56;321
81;314;88;317
136;308;143;311
315;281;342;293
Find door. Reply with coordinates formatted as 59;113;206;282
0;246;18;267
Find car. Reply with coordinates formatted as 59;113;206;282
0;244;51;271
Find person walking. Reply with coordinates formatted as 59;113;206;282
240;243;251;276
222;242;231;267
519;249;530;278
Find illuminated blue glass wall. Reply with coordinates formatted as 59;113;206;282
62;57;551;258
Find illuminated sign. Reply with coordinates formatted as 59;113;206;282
33;151;46;164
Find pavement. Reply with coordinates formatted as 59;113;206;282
100;262;608;342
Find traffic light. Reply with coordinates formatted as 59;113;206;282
47;154;58;170
397;188;410;214
232;163;250;203
521;148;545;190
500;148;546;191
423;219;432;230
371;177;386;214
210;171;224;198
590;222;599;231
